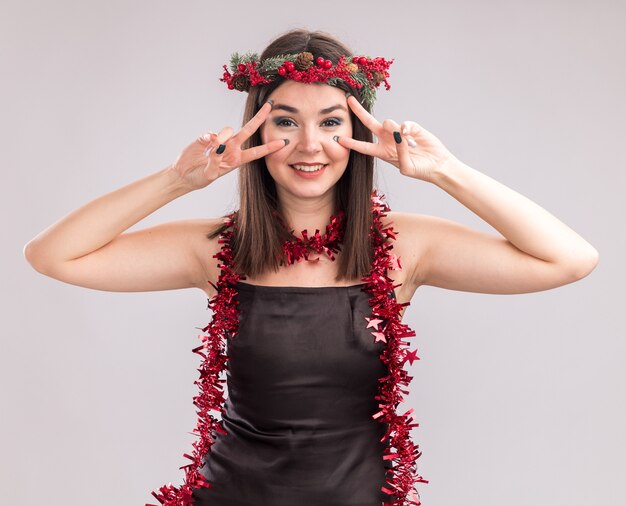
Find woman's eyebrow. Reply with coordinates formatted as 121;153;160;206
271;103;348;114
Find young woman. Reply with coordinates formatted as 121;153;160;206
23;29;598;506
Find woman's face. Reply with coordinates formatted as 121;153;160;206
259;80;353;201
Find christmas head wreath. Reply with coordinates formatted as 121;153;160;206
219;51;395;110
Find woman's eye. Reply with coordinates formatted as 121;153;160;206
322;118;342;127
274;118;342;127
275;118;295;127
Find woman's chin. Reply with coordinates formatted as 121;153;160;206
276;182;336;200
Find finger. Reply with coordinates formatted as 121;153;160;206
400;122;412;135
400;121;420;147
204;144;214;157
232;101;273;144
208;126;235;156
334;135;381;157
382;118;402;136
240;138;288;164
401;120;429;138
393;123;415;174
199;132;218;156
346;95;383;135
207;127;233;161
204;133;232;179
214;126;235;144
197;131;216;145
400;121;418;147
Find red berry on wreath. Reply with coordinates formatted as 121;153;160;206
237;63;246;72
316;56;325;66
278;66;286;76
323;60;332;69
358;56;367;65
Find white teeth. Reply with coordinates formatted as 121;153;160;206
291;164;325;172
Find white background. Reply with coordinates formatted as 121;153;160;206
3;1;624;504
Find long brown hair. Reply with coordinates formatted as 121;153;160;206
207;28;381;281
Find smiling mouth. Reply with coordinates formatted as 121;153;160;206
289;164;328;172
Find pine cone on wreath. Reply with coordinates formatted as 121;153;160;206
294;51;314;71
233;74;250;92
371;70;386;86
345;62;359;74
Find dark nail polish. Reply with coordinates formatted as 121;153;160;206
345;91;352;98
216;144;226;154
267;99;274;110
333;135;340;142
284;139;289;145
393;131;402;144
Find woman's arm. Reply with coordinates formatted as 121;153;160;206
336;95;599;295
404;157;599;294
23;103;286;294
22;167;212;293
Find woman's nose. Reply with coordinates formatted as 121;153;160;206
297;126;324;152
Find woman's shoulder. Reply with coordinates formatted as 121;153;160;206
381;209;430;241
379;210;430;289
379;209;420;241
187;216;232;296
185;216;229;242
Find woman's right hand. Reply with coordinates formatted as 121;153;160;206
168;101;287;191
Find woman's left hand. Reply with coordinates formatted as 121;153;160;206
336;94;457;182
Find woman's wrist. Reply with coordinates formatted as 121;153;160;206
162;164;196;197
428;154;465;188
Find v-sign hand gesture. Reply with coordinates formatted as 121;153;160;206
336;94;458;182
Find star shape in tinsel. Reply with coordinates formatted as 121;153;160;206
372;331;387;343
403;348;420;366
365;316;384;329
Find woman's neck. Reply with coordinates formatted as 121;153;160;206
278;192;338;235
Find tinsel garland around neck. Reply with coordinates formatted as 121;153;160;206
146;189;428;506
275;208;347;265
